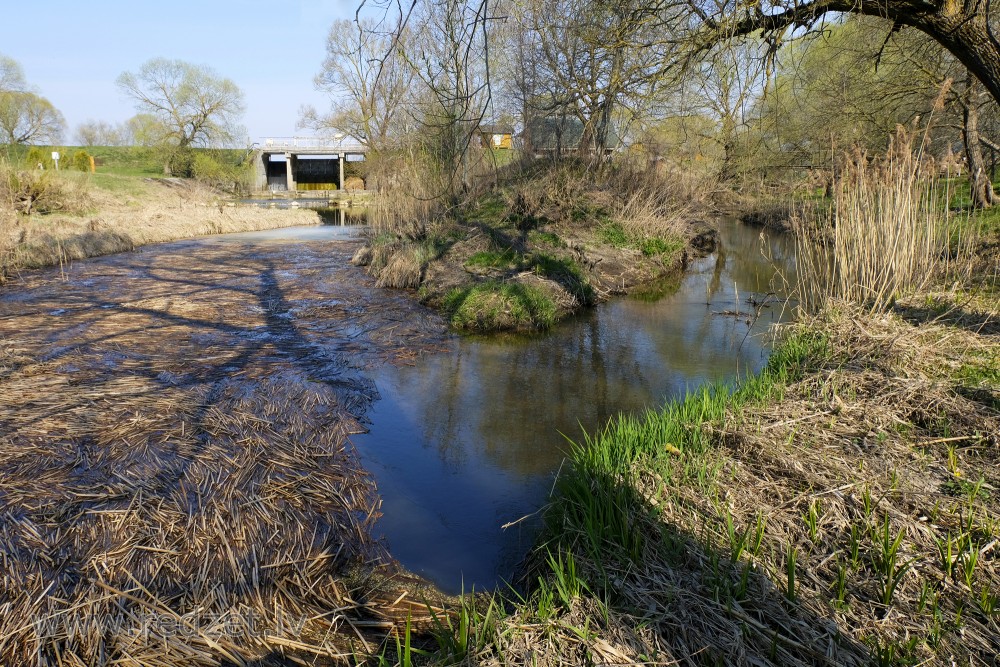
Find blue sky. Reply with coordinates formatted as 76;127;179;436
3;0;367;143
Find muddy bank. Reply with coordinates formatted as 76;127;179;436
0;230;454;665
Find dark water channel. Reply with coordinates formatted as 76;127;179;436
357;219;797;594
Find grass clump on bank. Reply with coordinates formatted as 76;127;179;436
442;280;557;332
355;157;710;332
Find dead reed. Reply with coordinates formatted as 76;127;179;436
794;132;967;314
0;236;453;665
479;301;998;666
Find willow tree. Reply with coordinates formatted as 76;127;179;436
301;18;415;152
117;58;245;175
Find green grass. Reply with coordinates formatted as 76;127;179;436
528;230;564;247
530;253;595;304
443;280;557;332
599;219;684;261
2;144;246;178
467;194;508;225
639;235;684;258
465;249;524;270
543;326;829;572
598;220;629;247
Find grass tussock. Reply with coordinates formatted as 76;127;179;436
443;280;557;332
794;132;973;314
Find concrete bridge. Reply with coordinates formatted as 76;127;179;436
252;137;367;194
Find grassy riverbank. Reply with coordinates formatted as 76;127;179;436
0;166;319;283
353;160;716;333
382;291;997;666
380;147;999;665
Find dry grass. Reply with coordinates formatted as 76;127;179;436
1;175;319;283
793;132;970;314
606;167;694;243
457;296;999;667
0;233;453;665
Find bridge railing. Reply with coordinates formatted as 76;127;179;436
258;137;367;153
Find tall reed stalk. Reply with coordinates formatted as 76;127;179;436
794;130;964;314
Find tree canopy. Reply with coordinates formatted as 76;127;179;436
116;58;246;150
0;52;65;145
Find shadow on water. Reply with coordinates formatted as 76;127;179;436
355;218;798;594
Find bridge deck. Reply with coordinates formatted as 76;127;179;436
258;137;367;154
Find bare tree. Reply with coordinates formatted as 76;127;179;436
301;18;414;151
75;119;130;147
403;0;496;199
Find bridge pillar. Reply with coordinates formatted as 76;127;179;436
338;152;345;190
285;152;295;191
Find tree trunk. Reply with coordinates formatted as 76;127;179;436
963;73;995;209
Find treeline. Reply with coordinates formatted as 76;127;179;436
304;2;1000;209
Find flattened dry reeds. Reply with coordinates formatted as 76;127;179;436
0;235;452;665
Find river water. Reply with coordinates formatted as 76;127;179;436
0;217;794;599
356;219;796;593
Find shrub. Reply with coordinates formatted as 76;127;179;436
72;150;93;173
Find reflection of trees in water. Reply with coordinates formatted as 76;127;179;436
388;220;798;480
391;311;659;477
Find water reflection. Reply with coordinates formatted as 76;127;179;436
356;218;795;593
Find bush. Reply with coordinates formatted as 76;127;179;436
24;147;52;170
191;152;254;194
1;160;92;215
72;150;93;173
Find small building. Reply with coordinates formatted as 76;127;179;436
524;116;619;158
475;125;514;150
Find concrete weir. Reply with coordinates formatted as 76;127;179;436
252;137;367;195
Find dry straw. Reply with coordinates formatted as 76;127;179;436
0;235;452;665
794;128;972;314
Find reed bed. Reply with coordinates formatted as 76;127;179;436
794;133;969;314
0;236;452;665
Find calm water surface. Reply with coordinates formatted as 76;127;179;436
356;219;796;593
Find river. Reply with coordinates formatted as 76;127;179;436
356;218;796;593
0;217;793;600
